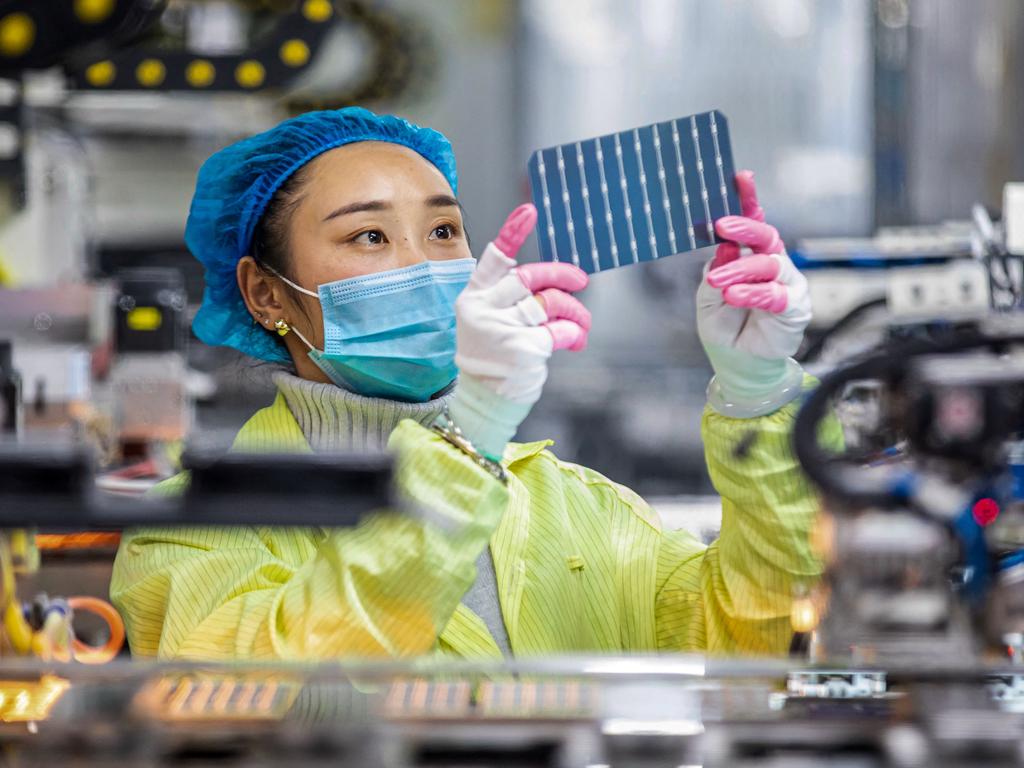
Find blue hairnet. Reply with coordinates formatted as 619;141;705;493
186;107;459;363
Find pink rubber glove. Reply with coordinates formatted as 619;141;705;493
458;204;591;379
696;172;811;417
450;204;591;458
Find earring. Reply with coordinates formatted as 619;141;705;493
274;319;291;337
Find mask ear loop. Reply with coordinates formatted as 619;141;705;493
275;318;318;353
263;264;319;299
262;266;321;353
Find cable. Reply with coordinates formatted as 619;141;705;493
35;532;121;552
797;297;888;363
793;329;1024;511
68;596;125;664
0;531;125;663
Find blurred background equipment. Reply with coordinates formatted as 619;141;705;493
0;0;167;76
1;655;1024;765
6;1;1024;764
108;267;189;459
792;317;1024;666
0;440;391;668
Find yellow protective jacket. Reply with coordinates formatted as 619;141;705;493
111;384;836;660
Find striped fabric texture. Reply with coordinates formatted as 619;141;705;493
275;370;512;654
111;379;839;660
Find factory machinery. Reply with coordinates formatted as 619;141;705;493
9;2;1024;766
5;436;1024;768
0;655;1019;768
5;298;1024;765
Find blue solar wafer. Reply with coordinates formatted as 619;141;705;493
528;110;740;273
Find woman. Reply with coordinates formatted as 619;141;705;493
111;107;837;660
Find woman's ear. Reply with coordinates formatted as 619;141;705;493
236;255;330;383
237;256;284;331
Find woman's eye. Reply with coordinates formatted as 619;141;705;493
430;224;455;241
354;230;386;245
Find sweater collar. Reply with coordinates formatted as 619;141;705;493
272;371;452;452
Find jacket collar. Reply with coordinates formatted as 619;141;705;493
231;393;313;454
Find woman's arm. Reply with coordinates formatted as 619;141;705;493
111;421;507;660
651;169;835;654
655;384;842;655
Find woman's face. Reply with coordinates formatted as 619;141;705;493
239;141;470;382
288;141;469;288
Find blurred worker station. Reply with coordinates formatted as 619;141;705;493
5;0;1024;766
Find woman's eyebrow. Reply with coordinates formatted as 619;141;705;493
322;195;458;222
426;194;459;208
323;200;391;222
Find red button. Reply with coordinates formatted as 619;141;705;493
973;497;1000;526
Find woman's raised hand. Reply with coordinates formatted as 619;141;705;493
449;204;591;459
455;203;591;404
696;171;810;417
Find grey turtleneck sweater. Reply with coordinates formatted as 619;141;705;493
272;371;512;656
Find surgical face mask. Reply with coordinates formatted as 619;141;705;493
271;258;475;402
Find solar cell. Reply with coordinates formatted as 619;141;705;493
528;110;739;273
